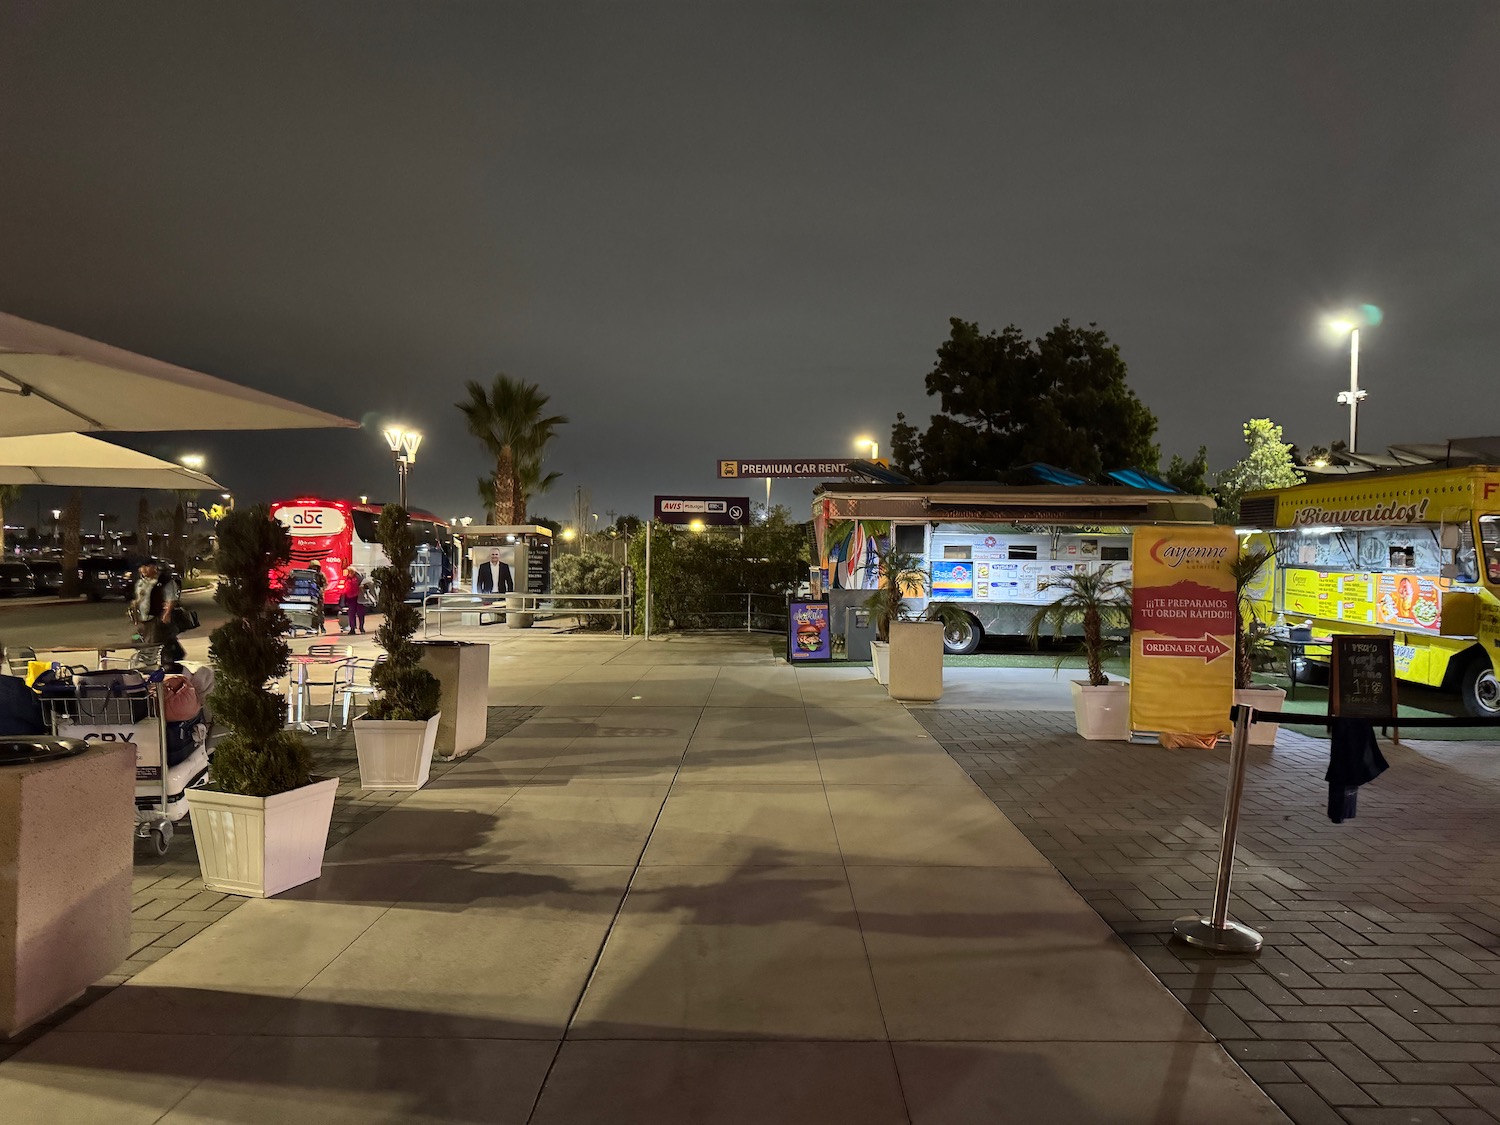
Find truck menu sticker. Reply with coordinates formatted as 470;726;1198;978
1375;573;1443;634
931;560;974;596
1129;526;1237;737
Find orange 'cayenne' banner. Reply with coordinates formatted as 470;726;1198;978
1129;526;1236;736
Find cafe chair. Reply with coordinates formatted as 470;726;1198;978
285;644;352;734
7;646;36;677
331;654;388;730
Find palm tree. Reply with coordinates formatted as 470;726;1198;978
1026;566;1132;686
1231;546;1276;689
0;484;22;553
457;375;567;525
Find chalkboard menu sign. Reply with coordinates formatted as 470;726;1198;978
1330;635;1397;720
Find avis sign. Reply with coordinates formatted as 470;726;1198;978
653;496;751;527
1128;525;1236;736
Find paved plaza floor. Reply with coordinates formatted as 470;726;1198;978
920;706;1500;1125
0;631;1281;1123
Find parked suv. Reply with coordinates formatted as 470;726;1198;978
78;556;140;601
27;560;64;595
0;562;35;597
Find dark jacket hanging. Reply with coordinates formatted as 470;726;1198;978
1325;717;1389;824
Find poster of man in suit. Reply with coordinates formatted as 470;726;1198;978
474;547;515;595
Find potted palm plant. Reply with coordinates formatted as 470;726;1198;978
353;505;443;789
1027;565;1132;740
1232;545;1285;746
186;506;336;897
862;547;966;700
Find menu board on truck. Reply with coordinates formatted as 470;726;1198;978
1375;574;1442;634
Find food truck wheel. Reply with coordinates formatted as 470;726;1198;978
1460;658;1500;718
943;614;983;655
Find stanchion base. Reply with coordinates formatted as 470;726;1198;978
1172;915;1263;954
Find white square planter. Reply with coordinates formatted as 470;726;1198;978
870;641;890;685
1234;686;1287;746
417;642;489;760
888;620;945;702
352;713;440;790
186;777;338;898
1;743;134;1037
1071;680;1131;741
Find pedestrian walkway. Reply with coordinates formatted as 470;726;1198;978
0;637;1282;1123
921;706;1500;1125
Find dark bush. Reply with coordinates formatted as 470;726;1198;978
367;505;442;721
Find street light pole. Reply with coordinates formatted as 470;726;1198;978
383;427;423;509
1329;319;1367;453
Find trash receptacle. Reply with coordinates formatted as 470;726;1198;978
843;606;876;663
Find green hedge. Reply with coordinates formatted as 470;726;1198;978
552;552;626;630
626;506;808;634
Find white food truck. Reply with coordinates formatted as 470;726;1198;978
814;482;1217;654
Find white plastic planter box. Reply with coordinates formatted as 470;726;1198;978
186;777;338;898
870;641;890;685
1234;686;1287;746
888;620;945;702
1071;680;1131;741
352;713;440;790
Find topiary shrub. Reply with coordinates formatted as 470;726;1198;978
366;505;442;721
208;505;313;797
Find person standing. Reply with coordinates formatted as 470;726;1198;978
139;561;185;665
343;568;367;635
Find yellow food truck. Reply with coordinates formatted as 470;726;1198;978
1240;466;1500;716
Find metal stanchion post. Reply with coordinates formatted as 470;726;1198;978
746;592;752;633
1172;705;1264;954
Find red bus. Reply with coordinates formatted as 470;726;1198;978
269;498;454;607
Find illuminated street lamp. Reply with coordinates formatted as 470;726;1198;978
854;435;879;461
179;453;206;472
1324;307;1379;453
50;508;60;545
382;426;423;509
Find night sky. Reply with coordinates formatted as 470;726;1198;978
2;3;1497;528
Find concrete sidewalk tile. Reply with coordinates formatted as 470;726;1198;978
0;1032;247;1125
896;1042;1289;1125
1287;1060;1375;1105
1368;1084;1475;1108
530;1041;908;1125
157;1036;555;1124
825;784;1052;868
641;783;841;866
272;864;631;1039
847;865;1206;1042
571;864;887;1040
1259;1083;1347;1125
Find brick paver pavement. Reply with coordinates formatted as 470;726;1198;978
0;706;537;1063
916;708;1500;1125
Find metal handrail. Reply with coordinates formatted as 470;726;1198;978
422;590;630;638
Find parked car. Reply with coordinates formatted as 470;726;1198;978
78;556;141;601
27;560;64;595
0;562;36;597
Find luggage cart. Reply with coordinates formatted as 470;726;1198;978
44;672;211;855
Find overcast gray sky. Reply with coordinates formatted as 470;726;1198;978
2;2;1496;525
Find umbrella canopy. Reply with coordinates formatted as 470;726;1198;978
0;433;223;490
0;311;355;437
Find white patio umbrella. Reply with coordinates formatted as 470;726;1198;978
0;311;355;437
0;433;222;490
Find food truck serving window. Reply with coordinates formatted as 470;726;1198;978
1481;516;1500;584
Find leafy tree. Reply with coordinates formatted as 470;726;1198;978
367;505;442;721
891;318;1159;483
612;514;643;538
0;484;22;553
1164;446;1210;494
208;506;313;796
1216;419;1305;524
457;375;567;524
1301;439;1352;468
